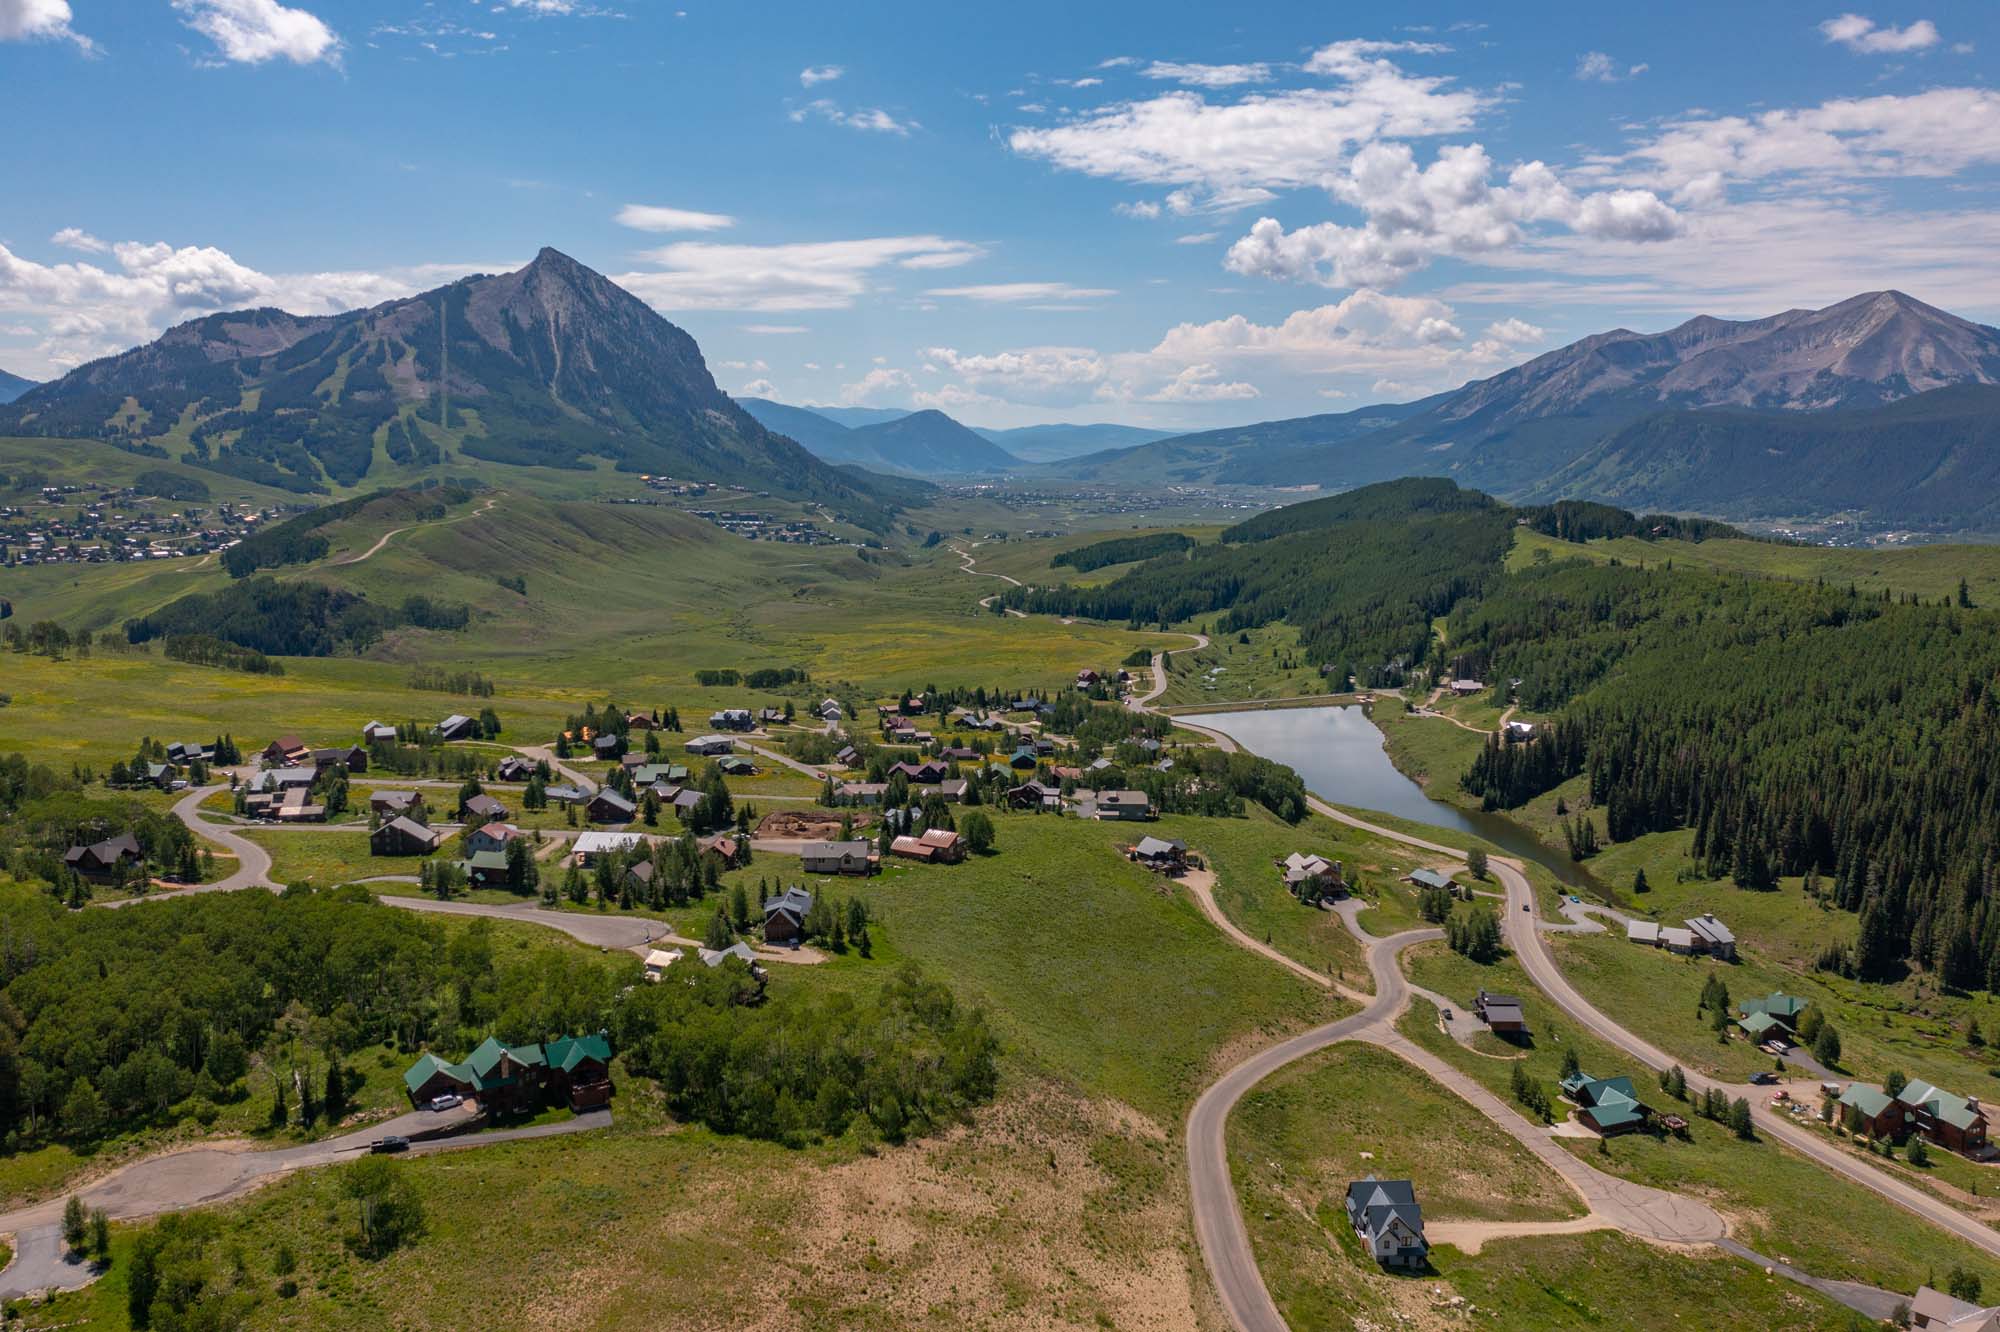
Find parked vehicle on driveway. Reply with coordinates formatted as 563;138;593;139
427;1093;462;1112
1749;1071;1777;1086
370;1136;410;1153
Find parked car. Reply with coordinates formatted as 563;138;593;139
1749;1071;1777;1086
427;1093;462;1112
370;1136;410;1153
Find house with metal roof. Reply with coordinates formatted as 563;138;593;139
1898;1079;1990;1154
801;840;878;876
1625;920;1661;945
573;830;648;864
1559;1071;1650;1135
1474;988;1528;1037
1129;836;1188;872
1403;867;1457;893
402;1033;612;1113
763;885;815;944
1910;1285;2000;1330
464;849;511;889
1344;1176;1428;1269
1739;992;1808;1036
1837;1083;1908;1140
1686;913;1738;960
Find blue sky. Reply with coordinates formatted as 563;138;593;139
3;0;1998;427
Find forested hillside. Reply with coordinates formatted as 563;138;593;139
1003;502;1514;687
1009;477;2000;985
1453;560;2000;985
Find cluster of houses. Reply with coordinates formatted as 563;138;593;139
403;1032;613;1114
1004;781;1155;822
1625;912;1738;961
0;494;287;567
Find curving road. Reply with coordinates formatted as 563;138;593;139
99;783;280;909
1493;865;2000;1262
0;1107;608;1299
1121;661;1978;1319
1185;903;1729;1332
325;495;498;567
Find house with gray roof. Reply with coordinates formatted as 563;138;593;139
1687;913;1737;960
1344;1177;1428;1269
763;885;814;944
801;840;878;876
1911;1285;2000;1330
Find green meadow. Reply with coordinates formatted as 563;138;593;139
1227;1040;1856;1332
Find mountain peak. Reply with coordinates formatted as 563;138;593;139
0;248;897;512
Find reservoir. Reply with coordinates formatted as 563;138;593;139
1188;704;1600;891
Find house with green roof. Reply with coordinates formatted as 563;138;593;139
1898;1079;1990;1154
1739;992;1808;1034
1836;1083;1907;1141
464;849;511;889
401;1032;613;1114
1559;1071;1650;1135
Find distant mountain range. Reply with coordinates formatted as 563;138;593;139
0;249;904;517
0;368;36;404
1052;291;2000;531
737;397;1177;473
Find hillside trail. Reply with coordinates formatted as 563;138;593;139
326;494;499;566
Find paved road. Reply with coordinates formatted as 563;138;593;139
378;894;671;950
100;784;280;909
1130;669;1935;1320
1493;863;2000;1263
1184;904;1730;1332
1126;634;1210;712
0;1108;608;1299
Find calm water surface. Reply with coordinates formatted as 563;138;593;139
1191;704;1598;890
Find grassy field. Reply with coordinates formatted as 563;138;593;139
18;802;1349;1331
1510;526;2000;604
945;525;1224;589
1226;1039;1855;1332
1;494;1174;762
1155;621;1336;708
1397;941;2000;1296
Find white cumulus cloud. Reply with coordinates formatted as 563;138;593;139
1009;40;1483;211
0;0;91;49
1819;13;1940;53
0;235;465;375
799;64;843;86
173;0;340;66
1225;142;1678;290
